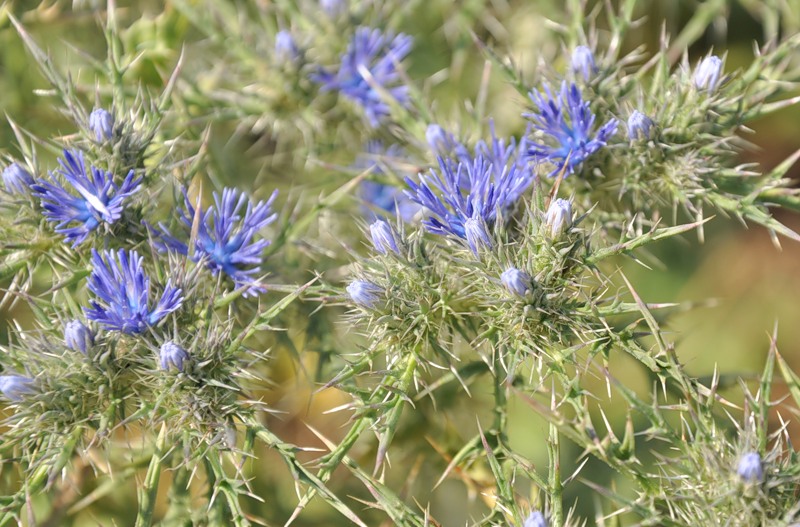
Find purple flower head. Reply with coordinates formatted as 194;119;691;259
501;267;532;297
89;108;114;142
523;511;547;527
737;451;763;482
525;82;618;176
369;219;400;255
155;188;277;296
0;375;34;401
314;27;413;127
356;142;421;222
160;341;189;372
693;55;724;93
347;280;383;308
404;128;533;248
571;45;597;81
85;249;183;334
627;110;654;140
545;198;573;237
32;149;142;246
275;30;300;63
2;162;34;195
64;319;94;354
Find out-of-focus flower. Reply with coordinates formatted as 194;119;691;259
347;280;383;308
159;341;189;372
693;55;724;93
32;149;141;246
545;198;573;237
275;30;300;64
64;320;94;354
369;219;400;255
464;217;492;254
314;27;413;127
571;45;596;81
89;108;114;141
523;511;547;527
501;267;532;297
155;188;278;296
356;142;421;222
85;249;183;334
737;452;764;482
321;0;346;17
525;82;618;175
627;110;654;140
0;375;34;401
2;162;34;195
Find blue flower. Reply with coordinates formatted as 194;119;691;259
737;451;763;482
347;280;383;308
85;249;183;334
64;319;94;354
32;149;142;246
275;30;300;64
525;82;618;175
501;267;532;297
321;0;346;17
155;188;278;296
89;108;114;142
0;375;35;401
571;45;596;81
404;131;533;250
369;219;400;255
693;55;724;93
314;26;413;127
627;110;654;140
356;142;420;222
523;511;547;527
2;162;34;195
160;341;190;372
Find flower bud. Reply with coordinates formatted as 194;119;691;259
369;219;400;255
501;267;532;297
425;124;453;154
160;341;189;372
627;110;654;140
693;55;723;93
464;217;492;255
347;280;383;308
0;375;34;401
89;108;114;142
64;319;94;354
2;162;34;195
545;198;573;238
524;511;547;527
321;0;346;17
275;30;300;64
737;451;763;482
571;45;596;81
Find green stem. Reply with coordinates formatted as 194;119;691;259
135;424;168;527
548;423;563;527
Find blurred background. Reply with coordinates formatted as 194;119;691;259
0;0;799;525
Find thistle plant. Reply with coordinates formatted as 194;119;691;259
1;1;800;526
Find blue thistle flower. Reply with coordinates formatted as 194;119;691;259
347;280;383;308
501;267;532;297
369;219;400;255
570;45;597;81
0;375;35;401
160;341;190;372
2;162;34;195
404;130;533;249
737;451;764;482
314;26;413;127
155;188;278;296
525;82;618;175
523;511;547;527
32;149;142;246
89;108;114;142
64;319;94;354
85;249;183;334
693;55;724;93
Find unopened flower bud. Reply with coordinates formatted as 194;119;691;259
425;124;454;154
2;162;34;195
275;30;300;64
737;451;763;482
501;267;532;297
321;0;346;17
64;319;94;354
524;511;547;527
89;108;114;142
464;217;492;255
160;341;189;372
347;280;383;308
0;375;34;401
369;219;400;255
627;110;654;140
571;46;596;81
545;198;573;237
693;55;723;93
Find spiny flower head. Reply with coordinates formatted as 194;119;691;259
89;108;114;142
32;149;142;246
160;341;189;372
2;162;34;195
525;82;618;175
64;319;94;354
0;375;34;401
156;188;278;296
693;55;724;93
314;26;413;127
86;249;183;334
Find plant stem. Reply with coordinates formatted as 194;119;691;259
135;424;168;527
548;423;563;527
